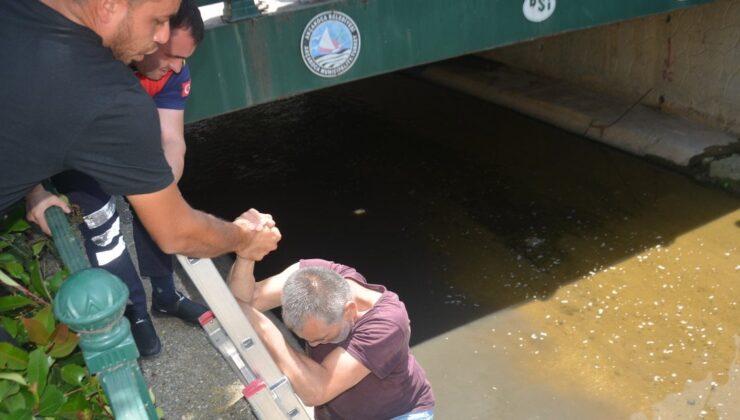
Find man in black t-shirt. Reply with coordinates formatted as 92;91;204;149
26;0;213;358
0;1;280;262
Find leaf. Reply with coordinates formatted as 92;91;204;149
29;260;51;301
54;350;84;368
6;217;30;233
38;384;66;416
22;318;51;346
0;252;16;263
60;364;86;386
31;240;46;257
46;269;66;295
1;260;26;279
0;373;27;386
33;305;55;336
0;379;21;400
57;392;91;417
27;348;50;396
1;316;20;337
2;392;24;413
0;386;32;416
0;343;29;370
6;408;33;420
0;267;22;288
48;325;79;359
0;295;34;313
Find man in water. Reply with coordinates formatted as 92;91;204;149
228;258;435;419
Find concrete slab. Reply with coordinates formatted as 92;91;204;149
417;58;739;176
710;154;740;181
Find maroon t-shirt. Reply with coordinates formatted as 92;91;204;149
299;259;435;420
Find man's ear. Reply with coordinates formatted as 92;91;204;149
344;301;358;321
96;0;126;24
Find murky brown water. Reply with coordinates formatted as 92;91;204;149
181;74;739;419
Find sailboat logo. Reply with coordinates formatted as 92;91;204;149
301;11;361;78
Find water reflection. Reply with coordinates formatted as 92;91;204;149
182;74;740;418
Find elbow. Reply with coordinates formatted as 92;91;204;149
293;381;333;406
279;366;330;406
230;288;253;306
297;390;328;407
149;228;191;255
154;236;183;255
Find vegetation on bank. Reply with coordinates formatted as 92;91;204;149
0;204;111;419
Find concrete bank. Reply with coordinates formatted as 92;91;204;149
416;58;740;190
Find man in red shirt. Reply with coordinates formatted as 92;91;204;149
229;258;436;419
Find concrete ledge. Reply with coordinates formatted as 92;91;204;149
416;58;739;183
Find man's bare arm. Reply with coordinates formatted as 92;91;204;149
127;183;280;258
157;108;186;183
243;305;370;406
228;259;300;311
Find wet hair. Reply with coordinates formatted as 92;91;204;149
170;0;205;45
281;267;351;332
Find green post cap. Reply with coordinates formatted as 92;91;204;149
53;268;129;332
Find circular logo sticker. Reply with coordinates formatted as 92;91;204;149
301;11;361;78
523;0;556;23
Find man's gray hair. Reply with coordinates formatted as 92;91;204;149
281;267;351;332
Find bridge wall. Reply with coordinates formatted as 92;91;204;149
480;0;740;136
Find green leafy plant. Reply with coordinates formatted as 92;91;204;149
0;205;111;419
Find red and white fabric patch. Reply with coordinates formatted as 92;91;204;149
181;80;191;97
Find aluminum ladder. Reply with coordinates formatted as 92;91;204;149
176;255;313;420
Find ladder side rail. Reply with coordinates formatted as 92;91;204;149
177;256;313;420
177;255;284;380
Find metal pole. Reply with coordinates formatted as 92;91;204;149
224;0;262;22
46;197;157;420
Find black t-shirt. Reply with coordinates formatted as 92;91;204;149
0;0;174;215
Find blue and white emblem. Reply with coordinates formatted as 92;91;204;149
301;11;361;78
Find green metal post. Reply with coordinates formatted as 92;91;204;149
223;0;261;22
54;268;158;420
44;207;90;273
46;196;157;420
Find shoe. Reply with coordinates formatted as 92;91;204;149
130;316;161;357
151;291;209;325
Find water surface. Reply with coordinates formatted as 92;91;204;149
182;74;739;419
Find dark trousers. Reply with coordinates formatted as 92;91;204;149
52;171;173;320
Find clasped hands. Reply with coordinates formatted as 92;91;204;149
233;208;281;261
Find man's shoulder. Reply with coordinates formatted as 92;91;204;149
150;65;192;110
162;65;192;97
357;292;409;331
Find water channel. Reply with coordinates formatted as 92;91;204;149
180;73;739;419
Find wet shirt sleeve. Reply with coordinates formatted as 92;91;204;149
66;86;173;196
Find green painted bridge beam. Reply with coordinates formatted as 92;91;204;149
185;0;715;123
